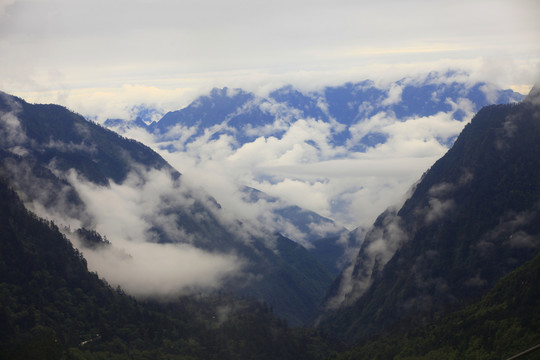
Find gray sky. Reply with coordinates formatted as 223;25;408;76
1;0;539;118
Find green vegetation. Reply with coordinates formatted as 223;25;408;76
2;90;540;359
333;250;540;359
321;100;540;344
4;177;533;360
14;100;174;185
240;235;335;326
0;177;335;360
0;92;336;325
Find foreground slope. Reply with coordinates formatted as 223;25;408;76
0;91;332;325
321;87;540;342
335;249;540;359
0;174;333;360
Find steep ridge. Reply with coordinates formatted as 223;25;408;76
0;91;333;325
0;91;231;250
321;86;540;342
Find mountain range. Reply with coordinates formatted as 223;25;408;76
104;72;525;275
0;91;333;325
1;77;539;359
106;72;523;152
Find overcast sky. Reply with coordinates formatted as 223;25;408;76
1;0;539;118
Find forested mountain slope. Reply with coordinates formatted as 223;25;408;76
0;91;333;325
0;174;334;360
334;249;540;359
321;87;540;343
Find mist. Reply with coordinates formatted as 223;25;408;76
68;231;241;297
0;98;250;297
112;74;482;234
325;209;408;310
59;165;258;297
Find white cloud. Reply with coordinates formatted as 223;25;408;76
0;92;26;152
425;198;456;224
381;83;403;106
70;233;241;297
1;0;538;120
20;164;245;297
325;209;407;309
113;77;483;232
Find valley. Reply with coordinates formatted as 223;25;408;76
0;78;539;359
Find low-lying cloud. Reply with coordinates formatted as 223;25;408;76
68;231;241;297
324;209;407;310
113;76;482;233
0;100;246;297
0;92;27;154
62;167;245;296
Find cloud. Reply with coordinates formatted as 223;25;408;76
381;83;403;106
42;138;97;154
52;85;201;124
2;156;90;230
246;110;467;227
475;203;540;259
69;231;241;297
1;0;538;123
424;198;456;224
325;209;407;310
507;231;537;249
110;74;493;234
0;92;27;154
0;97;278;297
70;172;244;295
18;159;247;297
464;273;488;288
420;170;474;224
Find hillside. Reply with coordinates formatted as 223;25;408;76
334;249;540;359
321;87;540;343
0;173;334;360
2;163;538;359
0;91;333;325
1;83;538;358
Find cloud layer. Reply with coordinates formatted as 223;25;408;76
69;231;241;298
44;166;245;297
0;0;538;120
111;75;501;233
0;97;245;297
